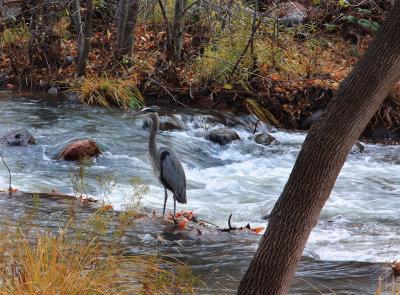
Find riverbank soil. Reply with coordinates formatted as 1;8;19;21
0;0;398;140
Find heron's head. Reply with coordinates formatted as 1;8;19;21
126;107;157;117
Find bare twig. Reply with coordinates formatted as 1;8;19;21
0;152;12;196
181;0;200;16
149;78;191;109
157;0;173;57
228;213;236;230
227;18;262;84
195;53;272;86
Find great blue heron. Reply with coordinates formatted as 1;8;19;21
127;108;186;217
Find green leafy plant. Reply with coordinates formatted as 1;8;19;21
69;157;93;198
120;176;149;226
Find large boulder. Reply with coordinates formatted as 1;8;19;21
255;133;276;146
0;129;35;146
56;139;101;162
205;128;240;145
278;2;307;27
143;115;186;131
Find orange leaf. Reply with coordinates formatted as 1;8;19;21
260;63;268;73
268;73;279;80
105;205;113;210
179;221;187;229
106;30;111;41
252;227;265;234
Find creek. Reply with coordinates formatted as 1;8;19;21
1;92;400;294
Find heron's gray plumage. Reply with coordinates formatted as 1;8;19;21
159;146;186;204
128;107;186;217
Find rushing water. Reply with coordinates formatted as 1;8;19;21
1;92;400;294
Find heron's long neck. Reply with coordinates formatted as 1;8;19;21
149;113;159;160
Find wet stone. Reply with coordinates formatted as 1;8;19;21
255;133;276;146
205;128;240;145
56;139;101;162
0;129;36;146
143;116;186;131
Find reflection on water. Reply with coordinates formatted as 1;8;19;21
1;92;400;294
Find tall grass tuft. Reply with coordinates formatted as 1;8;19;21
0;223;133;294
72;77;145;109
0;219;199;295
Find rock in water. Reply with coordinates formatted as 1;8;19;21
57;139;101;162
255;133;276;146
205;128;240;145
0;129;35;146
143;115;186;131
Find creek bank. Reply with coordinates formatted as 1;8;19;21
140;83;400;143
0;191;261;239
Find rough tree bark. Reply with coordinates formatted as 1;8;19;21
71;0;84;62
238;1;400;294
115;0;139;57
170;0;187;62
75;0;93;77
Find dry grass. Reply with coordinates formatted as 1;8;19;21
245;98;282;128
0;223;136;294
0;218;199;295
72;77;145;109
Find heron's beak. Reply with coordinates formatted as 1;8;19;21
125;110;146;117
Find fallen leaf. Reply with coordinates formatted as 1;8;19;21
251;227;265;234
260;63;268;73
179;221;187;229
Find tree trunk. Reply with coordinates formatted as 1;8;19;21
238;1;400;294
115;0;127;51
169;0;187;62
71;0;84;62
116;0;139;57
76;0;93;77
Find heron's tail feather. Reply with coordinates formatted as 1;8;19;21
174;191;186;204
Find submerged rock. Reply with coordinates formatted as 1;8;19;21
0;129;35;146
48;87;58;94
56;139;101;162
351;141;365;154
205;128;240;145
255;133;276;146
144;115;186;131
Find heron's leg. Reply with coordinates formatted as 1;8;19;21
174;197;176;218
163;188;168;215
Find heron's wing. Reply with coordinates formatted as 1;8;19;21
159;146;186;204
